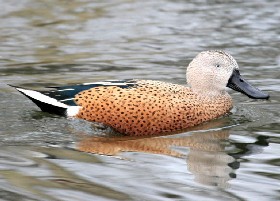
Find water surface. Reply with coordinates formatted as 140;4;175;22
1;0;280;200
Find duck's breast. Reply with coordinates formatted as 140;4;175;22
74;80;232;135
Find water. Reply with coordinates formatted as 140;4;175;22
1;0;280;200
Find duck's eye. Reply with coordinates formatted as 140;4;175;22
215;64;220;68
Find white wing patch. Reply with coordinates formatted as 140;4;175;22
67;106;81;116
57;88;75;91
82;81;128;86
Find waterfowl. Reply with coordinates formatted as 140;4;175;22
11;50;269;136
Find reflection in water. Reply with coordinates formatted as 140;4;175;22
77;123;270;188
0;147;131;201
0;128;270;200
186;131;234;188
229;135;269;159
77;121;236;188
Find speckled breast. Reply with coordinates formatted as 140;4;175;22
74;80;233;136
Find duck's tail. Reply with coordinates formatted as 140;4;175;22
9;85;80;117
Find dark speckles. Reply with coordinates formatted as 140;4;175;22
74;80;233;136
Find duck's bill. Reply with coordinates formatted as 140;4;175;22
227;69;269;99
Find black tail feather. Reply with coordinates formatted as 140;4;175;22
23;95;67;116
9;85;67;116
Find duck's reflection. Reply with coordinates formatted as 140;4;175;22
186;130;234;187
76;120;237;187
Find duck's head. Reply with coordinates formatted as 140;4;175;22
187;50;269;99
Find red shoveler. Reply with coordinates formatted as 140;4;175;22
10;50;269;136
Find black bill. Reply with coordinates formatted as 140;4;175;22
227;69;269;99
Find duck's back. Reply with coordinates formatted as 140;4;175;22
74;80;232;136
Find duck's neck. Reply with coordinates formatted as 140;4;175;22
192;88;229;98
192;88;233;121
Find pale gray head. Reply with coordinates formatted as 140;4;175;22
187;50;238;95
187;50;269;99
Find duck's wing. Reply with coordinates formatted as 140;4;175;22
10;79;137;116
40;79;137;106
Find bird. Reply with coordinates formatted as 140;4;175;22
10;50;269;136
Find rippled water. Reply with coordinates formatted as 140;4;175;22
1;0;280;200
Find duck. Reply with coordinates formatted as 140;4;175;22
10;50;269;136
